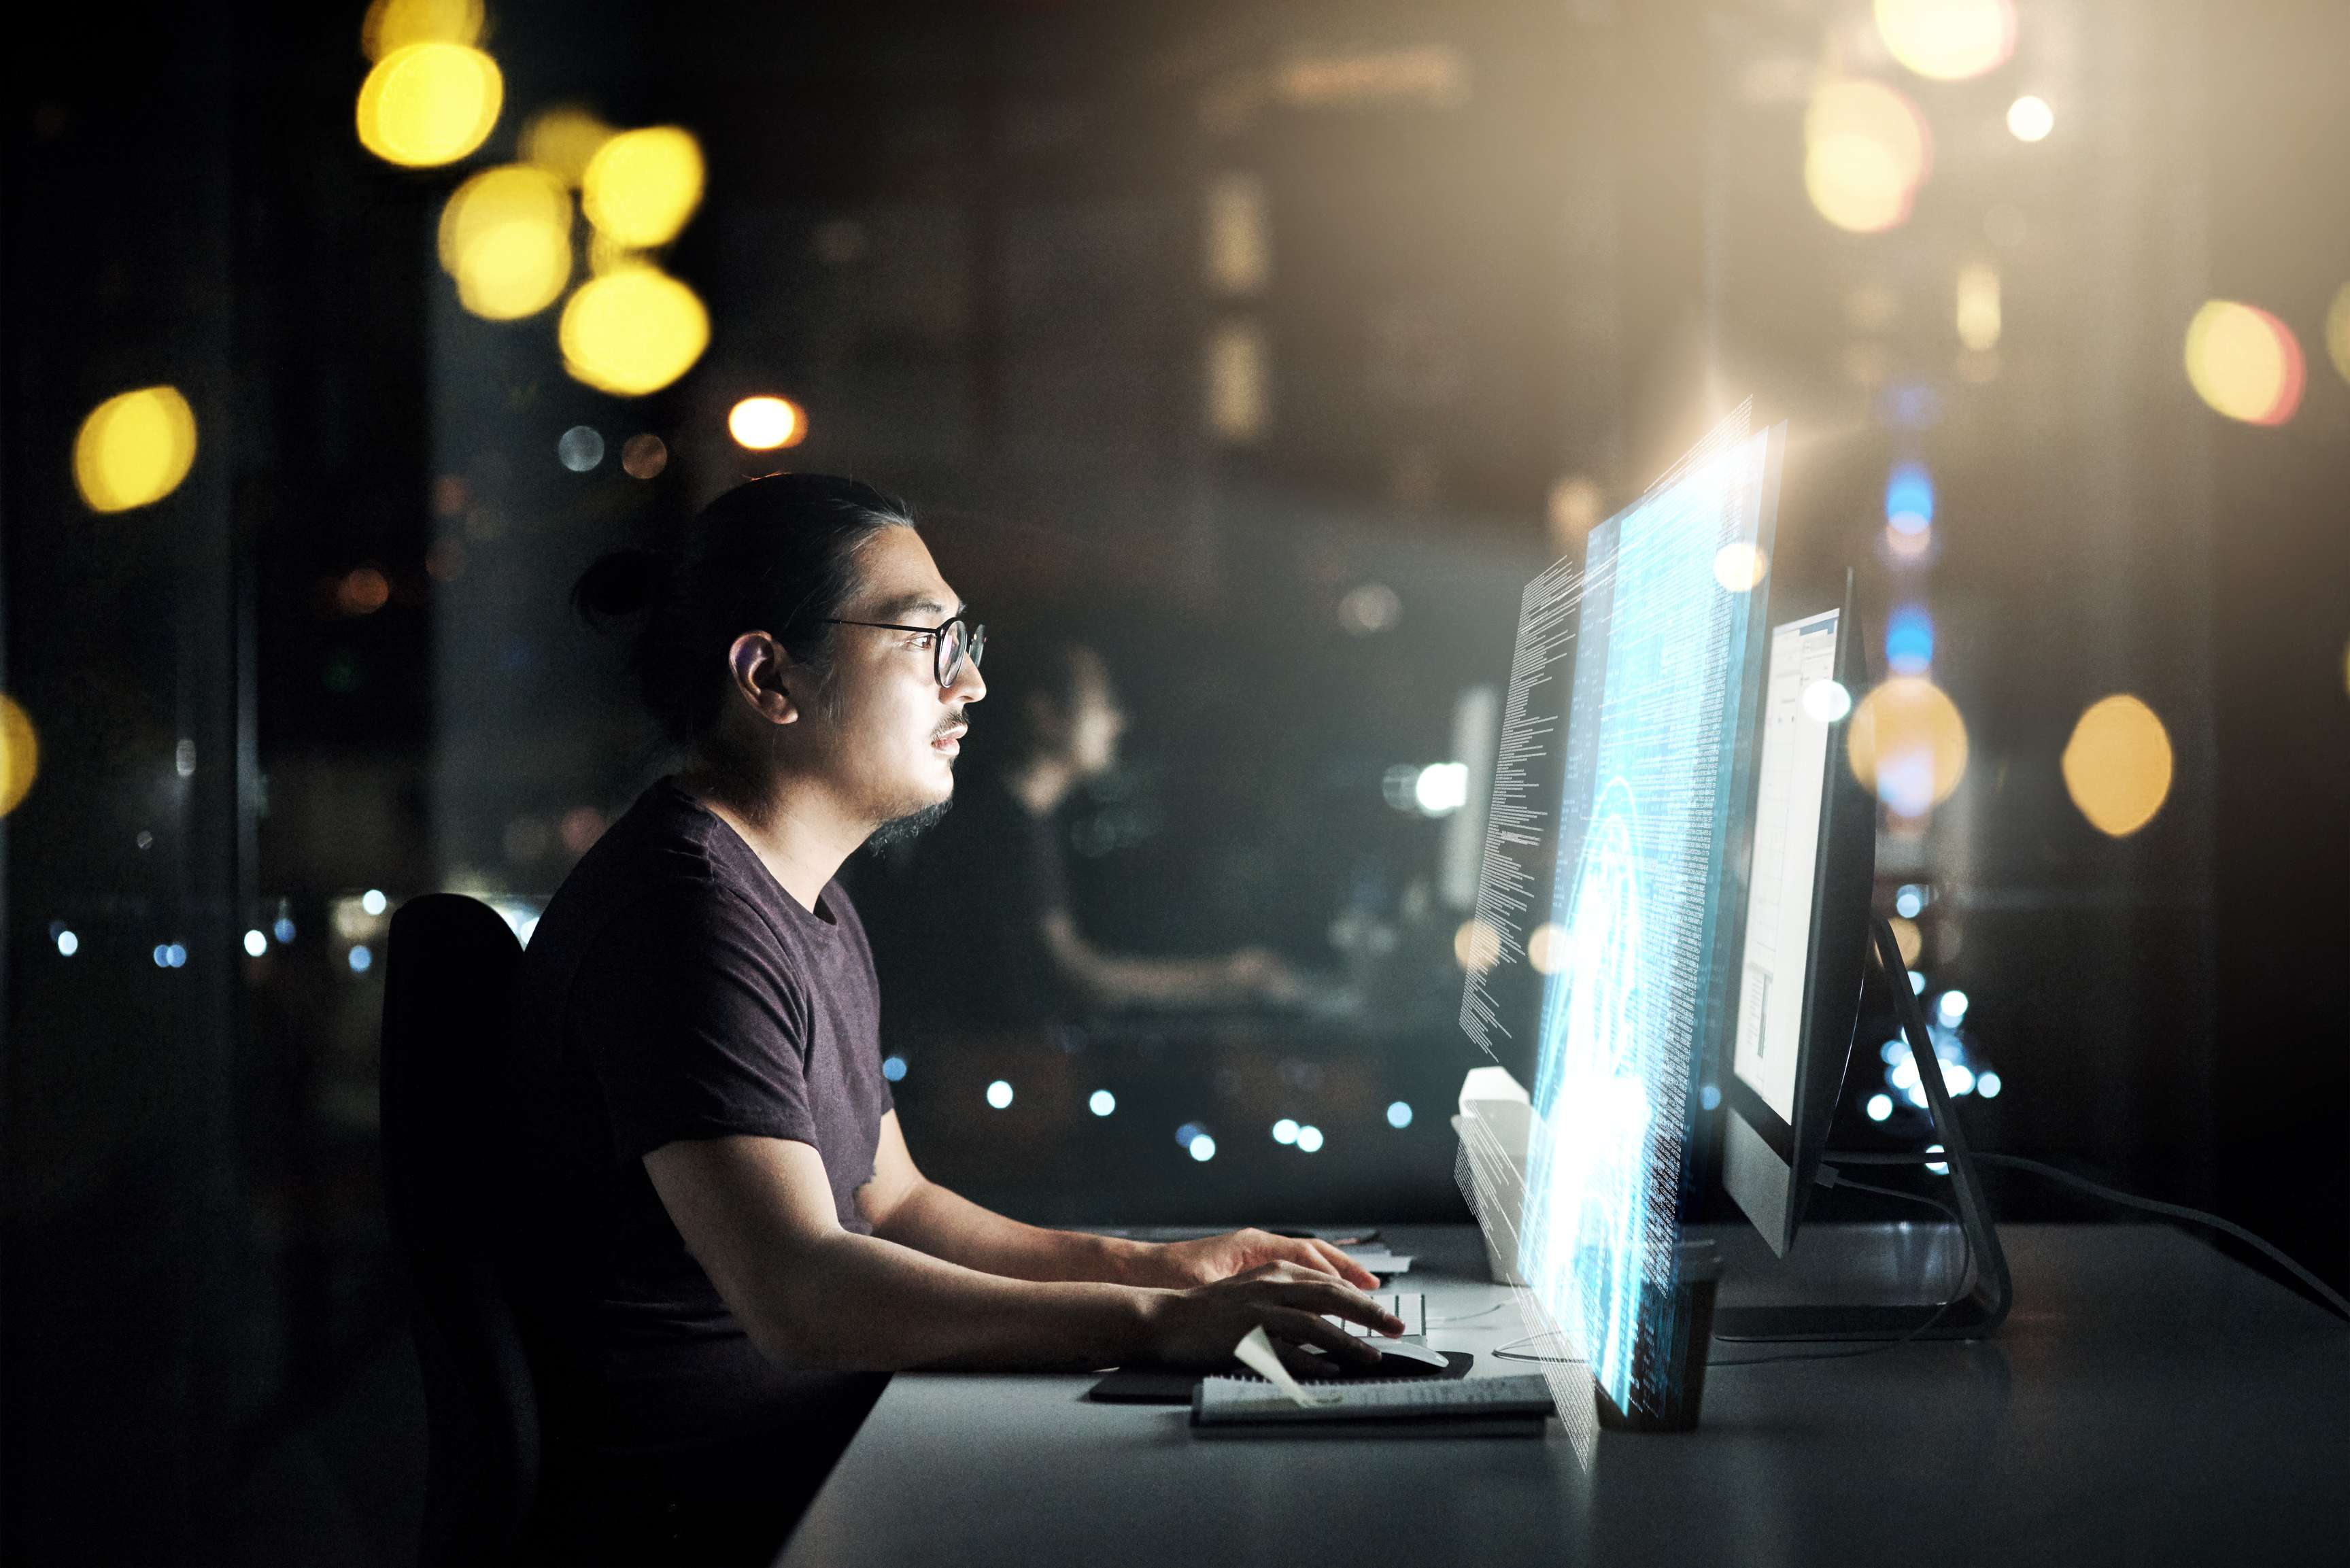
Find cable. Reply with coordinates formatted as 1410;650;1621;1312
1428;1303;1506;1327
1826;1147;2350;1323
1493;1331;1584;1365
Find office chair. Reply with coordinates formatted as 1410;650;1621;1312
381;894;539;1567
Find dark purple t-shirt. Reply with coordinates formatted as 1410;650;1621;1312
509;777;893;1455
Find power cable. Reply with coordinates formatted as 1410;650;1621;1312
1826;1148;2350;1323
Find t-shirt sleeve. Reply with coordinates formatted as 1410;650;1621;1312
568;884;821;1160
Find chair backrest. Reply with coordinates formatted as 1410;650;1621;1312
381;893;537;1567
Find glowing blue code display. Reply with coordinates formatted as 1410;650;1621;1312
1518;426;1775;1418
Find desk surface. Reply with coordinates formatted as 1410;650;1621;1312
779;1223;2350;1568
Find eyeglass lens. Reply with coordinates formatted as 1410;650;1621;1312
936;619;985;687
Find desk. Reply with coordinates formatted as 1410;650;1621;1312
778;1224;2349;1567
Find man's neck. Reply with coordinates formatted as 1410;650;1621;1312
675;765;861;914
1004;754;1074;818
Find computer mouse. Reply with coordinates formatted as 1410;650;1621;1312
1299;1340;1455;1379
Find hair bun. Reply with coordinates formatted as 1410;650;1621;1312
572;545;674;625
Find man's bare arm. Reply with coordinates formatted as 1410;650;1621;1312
857;1112;1378;1289
643;1133;1397;1375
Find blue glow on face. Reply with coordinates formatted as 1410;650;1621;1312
1886;462;1934;534
1886;604;1934;673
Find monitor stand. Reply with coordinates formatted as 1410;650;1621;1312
1711;917;2013;1342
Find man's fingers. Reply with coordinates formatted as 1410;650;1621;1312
1266;1280;1405;1335
1267;1306;1382;1365
1306;1238;1379;1288
1272;1339;1338;1381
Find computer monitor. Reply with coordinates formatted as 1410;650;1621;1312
1709;578;2013;1341
1718;583;1875;1257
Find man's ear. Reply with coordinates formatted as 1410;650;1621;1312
727;631;802;726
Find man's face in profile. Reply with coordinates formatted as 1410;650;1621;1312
801;526;984;842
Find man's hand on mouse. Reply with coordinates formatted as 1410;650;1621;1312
1138;1261;1406;1378
1125;1227;1382;1291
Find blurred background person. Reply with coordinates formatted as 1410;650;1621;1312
866;638;1303;1034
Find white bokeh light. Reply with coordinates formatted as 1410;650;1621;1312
985;1079;1014;1110
1802;679;1852;723
2006;95;2054;143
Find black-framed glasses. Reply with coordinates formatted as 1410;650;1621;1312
823;615;986;687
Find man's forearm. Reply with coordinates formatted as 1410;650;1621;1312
751;1226;1160;1371
873;1177;1161;1285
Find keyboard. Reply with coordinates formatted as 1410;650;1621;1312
1340;1291;1425;1338
1196;1371;1553;1420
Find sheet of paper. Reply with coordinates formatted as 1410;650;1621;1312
1231;1325;1340;1408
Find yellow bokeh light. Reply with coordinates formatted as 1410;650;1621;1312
520;105;614;186
559;268;710;396
1847;676;1969;815
1956;263;2000;350
1808;82;1931;188
1712;541;1769;592
1807;139;1911;233
581;126;705;248
438;165;572;320
2184;300;2304;426
1804;81;1930;235
1527;921;1565;976
73;386;198;513
1874;0;2016;82
0;694;38;817
1452;919;1501;974
356;43;502;169
728;396;806;451
2324;282;2350;387
2062;694;2173;838
361;0;482;61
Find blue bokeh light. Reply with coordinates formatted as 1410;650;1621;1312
1886;604;1934;674
881;1055;907;1083
1886;462;1934;533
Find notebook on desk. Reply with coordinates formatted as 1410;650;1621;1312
1188;1373;1554;1439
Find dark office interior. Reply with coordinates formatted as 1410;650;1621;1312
3;0;2346;1563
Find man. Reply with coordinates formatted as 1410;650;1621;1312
511;475;1399;1565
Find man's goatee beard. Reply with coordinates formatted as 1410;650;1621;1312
866;797;953;851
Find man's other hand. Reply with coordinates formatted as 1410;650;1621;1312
1136;1227;1380;1290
